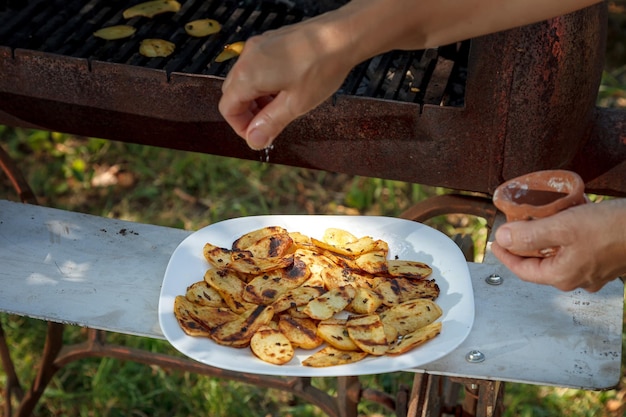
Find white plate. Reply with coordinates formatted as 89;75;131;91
158;215;474;377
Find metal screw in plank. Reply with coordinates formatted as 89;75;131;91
485;274;503;285
466;350;486;363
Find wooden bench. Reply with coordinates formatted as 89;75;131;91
0;196;623;416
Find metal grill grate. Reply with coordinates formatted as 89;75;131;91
0;0;467;106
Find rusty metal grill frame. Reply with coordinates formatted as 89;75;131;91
0;2;623;195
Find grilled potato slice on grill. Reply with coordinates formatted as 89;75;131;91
173;295;212;337
139;39;175;57
278;315;323;349
385;259;433;279
387;321;442;355
375;278;440;306
215;41;245;62
243;258;310;304
93;25;136;40
271;285;326;313
211;305;274;348
346;314;389;356
184;18;221;37
123;0;181;19
250;325;294;365
204;268;255;313
302;346;368;367
185;280;226;307
317;318;360;351
380;298;443;335
303;285;356;320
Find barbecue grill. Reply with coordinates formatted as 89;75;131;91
0;0;623;196
0;2;625;417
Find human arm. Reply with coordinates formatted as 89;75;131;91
219;0;602;149
490;199;626;292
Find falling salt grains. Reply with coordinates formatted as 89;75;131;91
261;144;275;163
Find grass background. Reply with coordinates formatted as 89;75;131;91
1;3;626;416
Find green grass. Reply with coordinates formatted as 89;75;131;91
1;126;624;417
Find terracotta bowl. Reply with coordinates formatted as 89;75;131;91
492;169;586;257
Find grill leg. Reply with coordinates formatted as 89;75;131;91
15;322;65;417
0;321;26;417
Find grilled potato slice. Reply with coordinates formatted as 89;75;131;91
354;249;388;274
385;259;433;279
294;248;337;284
215;41;245;62
185;280;226;307
289;231;313;248
204;268;255;314
278;315;323;349
322;265;355;290
139;39;175;58
184;18;221;37
346;314;389;356
203;242;233;269
211;305;274;348
347;286;384;315
123;0;181;19
380;298;442;335
317;318;359;351
311;235;378;258
232;226;291;252
243;258;310;304
375;278;440;306
173;295;212;337
180;297;241;330
322;228;358;246
272;285;326;313
303;285;356;320
285;305;311;319
387;321;442;355
93;25;136;40
302;346;368;367
250;325;294;365
229;249;294;274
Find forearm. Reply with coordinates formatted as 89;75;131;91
328;0;602;67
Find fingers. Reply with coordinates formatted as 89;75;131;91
494;215;571;255
490;242;543;285
243;93;300;150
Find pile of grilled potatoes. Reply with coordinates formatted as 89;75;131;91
174;225;443;367
93;0;242;61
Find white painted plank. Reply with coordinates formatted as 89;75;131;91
422;262;624;390
0;199;622;389
0;199;190;338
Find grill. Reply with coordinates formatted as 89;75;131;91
0;0;624;196
0;0;468;106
